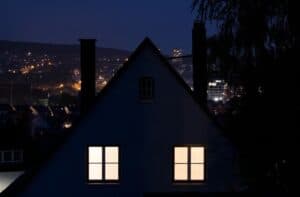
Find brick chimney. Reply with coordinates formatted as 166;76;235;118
192;20;207;106
80;39;96;115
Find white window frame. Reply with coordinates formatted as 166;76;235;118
173;146;205;182
88;146;119;183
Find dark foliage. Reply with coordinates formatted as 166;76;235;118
192;0;297;192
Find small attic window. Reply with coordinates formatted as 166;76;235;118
139;77;154;101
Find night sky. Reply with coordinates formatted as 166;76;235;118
0;0;217;54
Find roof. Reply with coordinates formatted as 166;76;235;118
94;37;208;112
2;37;211;196
0;104;13;112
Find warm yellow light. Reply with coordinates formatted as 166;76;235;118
88;146;119;181
102;80;107;86
174;146;205;181
174;147;188;181
58;83;64;89
89;147;102;163
89;164;102;180
174;147;188;163
191;147;204;180
191;164;204;180
191;147;204;163
105;164;118;180
88;147;103;181
105;147;119;180
174;164;188;180
20;67;30;75
63;122;72;129
105;147;118;163
72;81;81;91
64;106;71;114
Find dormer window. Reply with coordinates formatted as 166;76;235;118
139;77;154;101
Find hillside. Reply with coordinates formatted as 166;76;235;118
0;40;130;58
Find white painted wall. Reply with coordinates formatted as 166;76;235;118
0;171;23;193
19;43;239;197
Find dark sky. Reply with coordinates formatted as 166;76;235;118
0;0;217;54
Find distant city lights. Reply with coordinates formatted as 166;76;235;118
63;121;72;129
72;81;81;91
208;80;227;103
58;84;64;89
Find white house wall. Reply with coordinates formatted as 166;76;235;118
19;44;238;197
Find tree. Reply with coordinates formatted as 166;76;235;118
192;0;295;192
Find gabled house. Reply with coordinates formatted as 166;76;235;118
3;38;240;196
0;104;25;172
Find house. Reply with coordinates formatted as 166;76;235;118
2;38;240;196
0;104;25;172
0;82;32;105
0;105;25;194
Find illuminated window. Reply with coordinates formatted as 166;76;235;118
174;146;205;181
88;146;119;182
139;77;154;101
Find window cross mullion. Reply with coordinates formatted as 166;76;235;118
188;147;191;180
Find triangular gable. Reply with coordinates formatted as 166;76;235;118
2;37;213;195
95;37;208;113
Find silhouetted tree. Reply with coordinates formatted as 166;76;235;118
192;0;296;192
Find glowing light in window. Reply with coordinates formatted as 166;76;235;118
89;164;102;180
174;146;205;181
191;147;204;180
105;147;118;163
174;164;188;180
88;146;119;182
174;147;188;163
89;147;102;163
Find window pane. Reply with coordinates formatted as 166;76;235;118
3;151;12;162
105;147;119;163
174;164;188;180
89;147;102;163
14;151;23;162
191;164;204;180
89;164;102;180
191;147;204;163
174;147;188;163
139;77;154;100
105;164;119;180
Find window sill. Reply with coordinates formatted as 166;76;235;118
87;181;120;185
172;181;205;186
